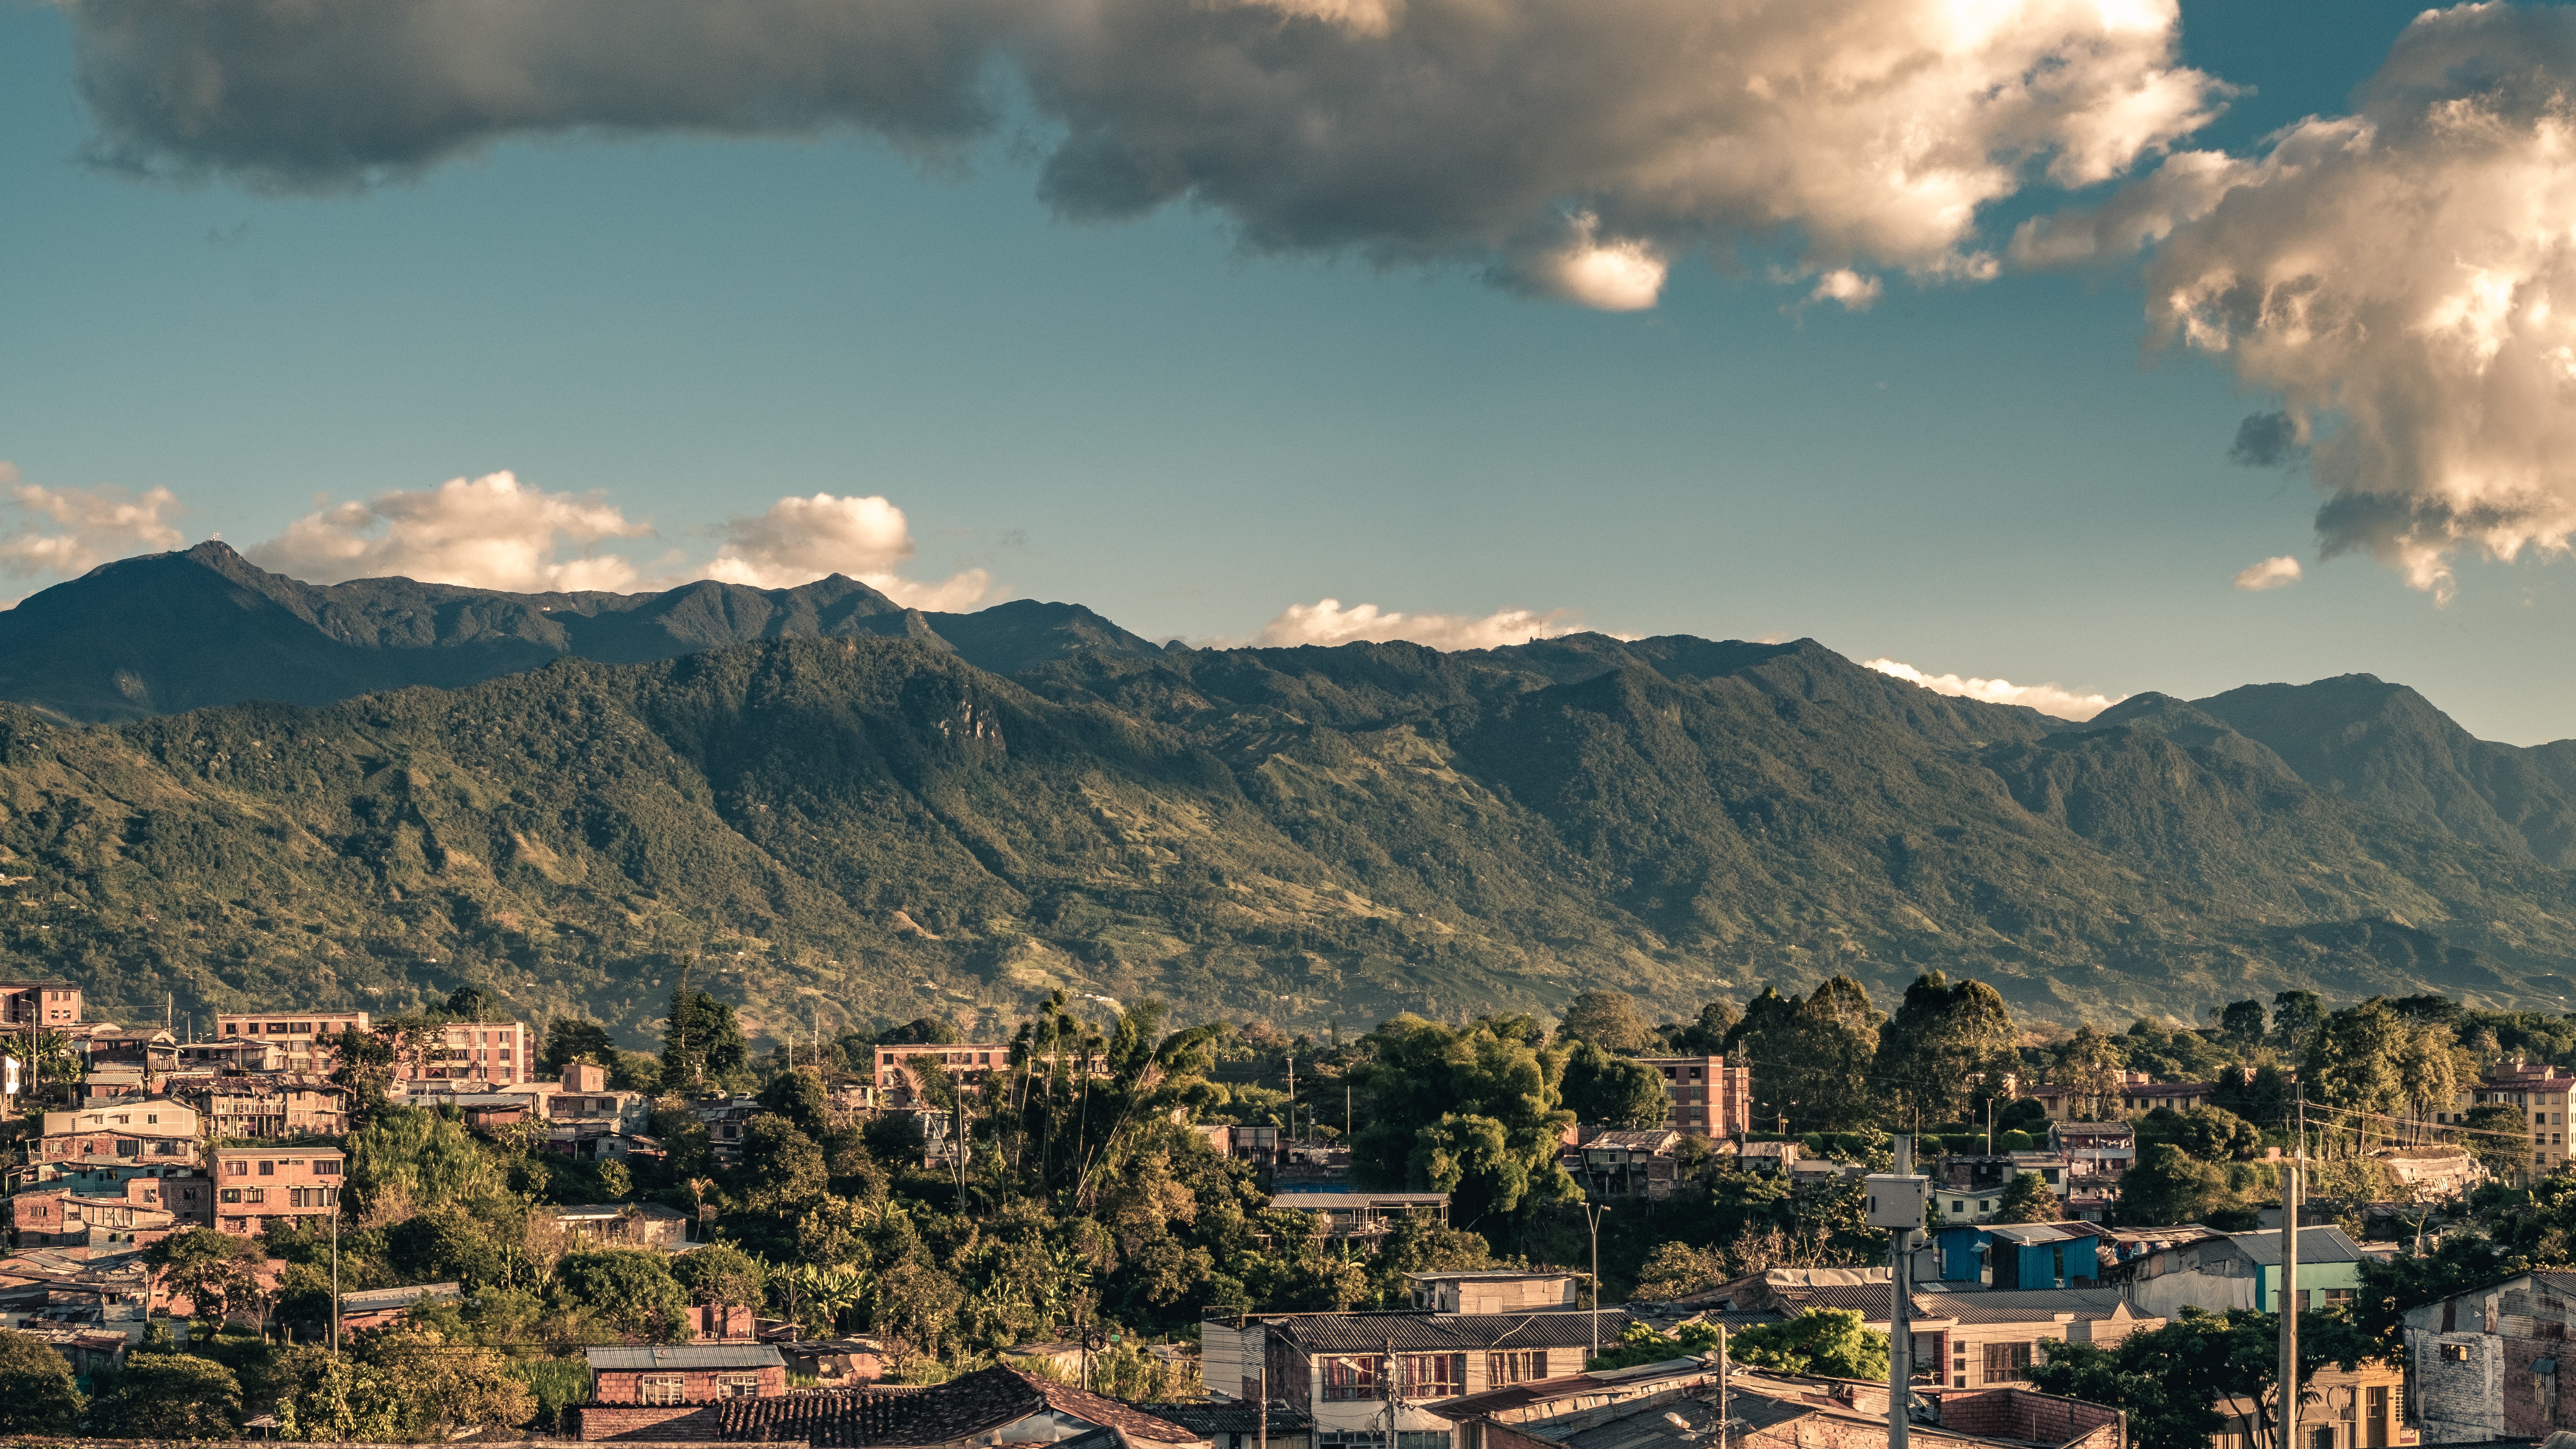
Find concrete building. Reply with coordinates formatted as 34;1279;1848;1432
10;1183;182;1248
401;1019;532;1086
1407;1272;1582;1315
34;1099;201;1179
0;981;82;1027
214;1012;370;1074
2046;1122;2137;1177
1634;1055;1750;1138
210;1145;344;1237
2440;1060;2576;1175
873;1042;1012;1108
2399;1267;2576;1443
2124;1225;2366;1319
554;1201;691;1249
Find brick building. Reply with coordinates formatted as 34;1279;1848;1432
874;1042;1012;1108
12;1182;184;1248
399;1019;532;1086
210;1145;344;1236
214;1012;371;1074
1634;1055;1750;1138
0;981;82;1027
34;1100;201;1179
2402;1267;2576;1443
574;1343;786;1440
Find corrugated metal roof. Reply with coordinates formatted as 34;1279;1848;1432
2225;1225;2363;1266
1268;1193;1450;1209
1275;1309;1632;1354
588;1344;785;1370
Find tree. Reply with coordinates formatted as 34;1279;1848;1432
556;1249;690;1341
672;1241;767;1317
2210;1064;2294;1131
542;1019;618;1072
347;1107;505;1218
2028;1307;2380;1449
1873;972;2016;1128
758;1066;832;1137
1560;1040;1671;1128
2396;1023;2461;1137
273;1323;534;1440
1631;1241;1732;1301
148;1228;265;1325
86;1352;242;1437
662;987;749;1091
1661;1000;1739;1055
1347;1014;1580;1226
1559;991;1658;1052
2217;999;2267;1046
2052;1027;2125;1121
1729;1308;1888;1379
2304;1000;2410;1118
2117;1144;2231;1227
2463;1102;2536;1178
1731;978;1883;1133
737;1115;830;1212
445;984;502;1021
0;1332;82;1434
2137;1105;2262;1162
1992;1172;2061;1225
2272;990;2325;1054
878;1015;961;1046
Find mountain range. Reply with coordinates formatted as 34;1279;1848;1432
0;542;2572;1046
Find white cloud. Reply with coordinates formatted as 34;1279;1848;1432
700;493;990;610
0;464;186;578
1807;269;1884;311
249;470;648;591
69;0;2225;313
2232;555;2302;591
1256;598;1583;650
2020;6;2576;601
1863;656;2122;721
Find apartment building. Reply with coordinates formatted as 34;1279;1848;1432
873;1042;1010;1108
2443;1059;2575;1174
2024;1072;2213;1122
0;981;82;1027
400;1019;530;1085
214;1012;370;1074
35;1100;201;1178
169;1074;352;1139
1634;1055;1749;1138
209;1145;344;1237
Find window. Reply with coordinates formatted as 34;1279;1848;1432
220;1189;242;1204
720;1374;763;1398
1321;1357;1382;1401
1401;1355;1465;1397
316;1160;340;1176
1396;1434;1452;1449
1952;1201;1965;1214
244;1188;266;1205
259;1160;275;1176
639;1375;687;1406
1983;1343;2034;1383
1488;1351;1547;1386
2325;1288;2356;1305
2440;1344;2471;1362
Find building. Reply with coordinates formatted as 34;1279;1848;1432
553;1201;691;1249
873;1042;1012;1109
34;1100;201;1178
169;1075;352;1139
707;1364;1207;1449
1265;1191;1451;1248
1425;1354;1722;1444
0;982;83;1027
2045;1122;2136;1177
338;1281;466;1332
2400;1267;2576;1443
209;1145;344;1237
1635;1055;1750;1138
2443;1059;2576;1174
399;1019;532;1086
1133;1399;1315;1449
1566;1130;1686;1201
1202;1299;1633;1449
83;1028;178;1079
1453;1367;2122;1449
214;1012;371;1074
575;1343;787;1440
2123;1225;2366;1319
1928;1222;2108;1290
1408;1272;1583;1315
1199;1124;1285;1165
10;1183;183;1248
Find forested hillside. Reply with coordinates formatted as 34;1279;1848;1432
0;628;2571;1049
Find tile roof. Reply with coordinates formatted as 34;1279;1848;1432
1272;1310;1634;1355
714;1367;1199;1448
1124;1402;1314;1436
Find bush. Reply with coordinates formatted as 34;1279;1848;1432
508;1359;593;1432
86;1352;242;1438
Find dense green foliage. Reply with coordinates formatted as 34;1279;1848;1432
2027;1309;2375;1449
0;1332;83;1434
1727;1308;1889;1380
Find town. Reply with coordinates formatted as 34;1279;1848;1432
0;975;2561;1445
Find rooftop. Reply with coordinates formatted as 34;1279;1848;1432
1266;1192;1449;1209
588;1344;785;1371
712;1365;1197;1447
1270;1308;1633;1355
2222;1225;2365;1267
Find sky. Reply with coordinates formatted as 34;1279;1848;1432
8;0;2576;742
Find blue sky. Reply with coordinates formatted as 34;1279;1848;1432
8;0;2576;742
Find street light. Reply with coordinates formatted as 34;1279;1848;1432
1581;1200;1612;1363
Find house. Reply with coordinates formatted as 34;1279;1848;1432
1199;1124;1285;1165
2045;1123;2136;1177
1634;1055;1752;1138
209;1146;344;1237
1408;1272;1581;1314
83;1028;178;1078
2399;1267;2576;1443
0;981;83;1027
1130;1398;1315;1449
1565;1130;1686;1201
1928;1222;2108;1288
213;1012;371;1074
338;1282;465;1332
553;1201;691;1249
708;1364;1207;1449
1453;1367;2123;1449
1738;1142;1799;1175
59;1157;214;1228
178;1039;286;1074
9;1184;182;1248
1201;1304;1634;1449
2377;1147;2482;1199
1717;1275;2156;1390
544;1063;653;1140
1264;1191;1450;1247
169;1074;352;1139
2123;1225;2366;1318
34;1100;201;1180
574;1343;788;1440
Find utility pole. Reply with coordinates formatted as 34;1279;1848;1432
1582;1201;1611;1363
1715;1323;1729;1449
1286;1051;1296;1144
2279;1101;2302;1449
1889;1135;1913;1449
1256;1324;1269;1449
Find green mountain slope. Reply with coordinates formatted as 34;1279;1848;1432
5;634;2573;1049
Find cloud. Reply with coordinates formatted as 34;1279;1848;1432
0;465;186;578
2232;555;2302;591
2226;411;2304;468
2020;6;2576;602
1862;656;2122;721
701;493;990;609
1256;598;1583;650
1806;269;1884;312
62;0;2224;311
248;470;649;591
